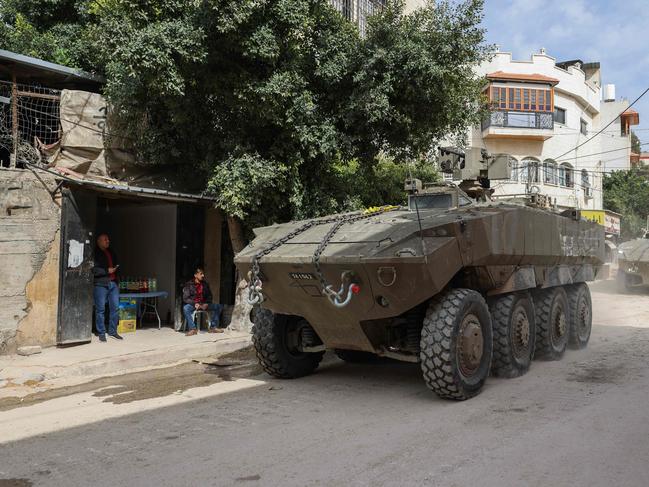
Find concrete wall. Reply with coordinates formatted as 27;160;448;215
468;50;634;211
599;100;633;173
0;170;61;354
99;201;177;322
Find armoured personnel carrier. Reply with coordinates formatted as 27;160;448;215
234;152;604;400
616;235;649;291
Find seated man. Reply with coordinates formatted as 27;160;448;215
182;267;224;336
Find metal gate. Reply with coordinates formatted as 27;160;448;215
57;188;97;345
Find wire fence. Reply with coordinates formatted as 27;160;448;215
0;79;61;169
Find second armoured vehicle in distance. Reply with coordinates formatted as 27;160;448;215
235;150;604;400
616;235;649;291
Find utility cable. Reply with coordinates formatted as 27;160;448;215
552;141;649;164
551;85;649;161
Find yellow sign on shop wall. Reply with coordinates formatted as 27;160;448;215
581;210;605;225
580;210;621;235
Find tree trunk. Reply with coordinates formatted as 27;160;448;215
227;215;254;332
227;215;247;254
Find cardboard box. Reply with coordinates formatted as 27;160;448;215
118;319;136;334
119;299;137;321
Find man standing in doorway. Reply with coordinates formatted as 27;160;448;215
93;233;123;342
182;267;224;336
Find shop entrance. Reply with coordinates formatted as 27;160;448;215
96;196;179;328
56;185;233;345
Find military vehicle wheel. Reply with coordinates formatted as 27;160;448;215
420;289;493;400
532;287;569;360
567;283;592;349
334;350;379;363
488;292;536;378
251;308;324;379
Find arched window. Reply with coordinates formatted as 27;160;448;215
520;157;540;184
543;159;558;185
581;169;591;197
559;163;573;187
509;157;519;182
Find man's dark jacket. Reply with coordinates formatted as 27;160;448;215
93;247;119;287
183;280;214;305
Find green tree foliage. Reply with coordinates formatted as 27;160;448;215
329;156;441;211
603;169;649;238
348;0;489;160
1;0;489;229
0;0;93;67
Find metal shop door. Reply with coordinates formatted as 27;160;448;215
57;188;97;345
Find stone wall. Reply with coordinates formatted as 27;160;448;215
228;279;254;333
0;169;61;354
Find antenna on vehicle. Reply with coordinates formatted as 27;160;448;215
406;159;426;253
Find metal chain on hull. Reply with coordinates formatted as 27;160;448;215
247;206;398;306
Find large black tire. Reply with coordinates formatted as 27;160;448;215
488;292;536;378
420;288;493;400
251;308;324;379
334;350;379;363
567;283;592;350
532;286;569;360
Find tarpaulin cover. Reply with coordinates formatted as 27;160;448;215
47;89;200;193
47;89;135;181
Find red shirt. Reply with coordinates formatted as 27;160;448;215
194;281;204;304
103;249;116;281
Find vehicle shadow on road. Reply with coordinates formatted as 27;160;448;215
298;354;446;402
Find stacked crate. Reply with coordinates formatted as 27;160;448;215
118;299;137;333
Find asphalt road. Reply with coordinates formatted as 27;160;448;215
1;280;649;487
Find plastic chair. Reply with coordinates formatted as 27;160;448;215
175;297;205;332
174;295;221;332
192;309;211;331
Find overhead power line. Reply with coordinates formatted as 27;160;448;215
551;85;649;161
553;141;649;164
507;161;649;198
504;142;649;167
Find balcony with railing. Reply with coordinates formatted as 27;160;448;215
482;74;558;140
481;110;554;140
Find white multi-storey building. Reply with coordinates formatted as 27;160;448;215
468;49;639;210
329;0;424;35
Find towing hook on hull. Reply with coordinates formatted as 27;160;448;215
246;271;265;305
324;271;360;308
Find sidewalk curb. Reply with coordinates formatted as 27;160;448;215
0;335;252;387
59;335;253;379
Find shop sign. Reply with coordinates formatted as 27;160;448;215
604;212;621;235
581;210;605;226
581;210;621;236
